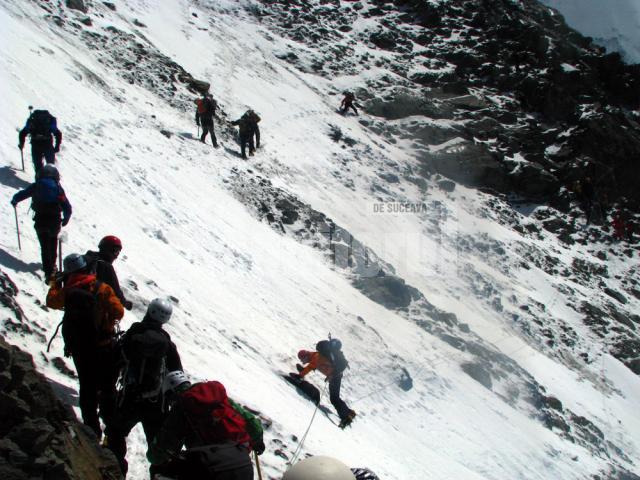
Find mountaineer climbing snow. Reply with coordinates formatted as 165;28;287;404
11;164;71;282
105;298;182;476
18;108;62;174
290;337;356;428
195;92;218;147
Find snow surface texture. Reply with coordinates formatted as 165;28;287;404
540;0;640;63
0;1;638;479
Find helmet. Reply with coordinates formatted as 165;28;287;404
146;298;173;323
63;253;87;273
329;338;342;351
283;456;356;480
98;235;122;251
162;370;191;395
38;164;59;181
298;350;313;363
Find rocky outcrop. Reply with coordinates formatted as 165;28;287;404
0;337;122;479
256;0;640;210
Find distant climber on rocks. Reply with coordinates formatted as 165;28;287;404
612;210;627;241
195;93;218;147
290;337;356;428
147;372;265;480
46;253;124;439
231;109;261;159
578;176;596;225
244;109;261;151
11;164;71;282
340;92;358;116
85;235;132;310
105;298;182;476
19;108;62;174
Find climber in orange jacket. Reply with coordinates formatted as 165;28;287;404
292;339;356;428
46;253;124;439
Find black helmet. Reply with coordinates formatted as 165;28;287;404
38;164;59;181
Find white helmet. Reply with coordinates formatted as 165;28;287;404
163;370;191;395
146;298;173;323
283;456;356;480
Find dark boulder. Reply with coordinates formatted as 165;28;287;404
65;0;87;13
419;142;511;193
353;274;418;309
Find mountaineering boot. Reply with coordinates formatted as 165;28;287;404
338;410;356;429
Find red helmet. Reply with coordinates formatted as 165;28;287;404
298;350;312;363
98;235;122;251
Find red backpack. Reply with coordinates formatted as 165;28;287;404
180;381;250;447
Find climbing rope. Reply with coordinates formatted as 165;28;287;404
288;382;328;466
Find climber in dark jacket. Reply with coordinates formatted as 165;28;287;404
231;110;261;159
18;109;62;174
85;235;132;310
105;298;182;476
340;92;358;115
195;93;218;147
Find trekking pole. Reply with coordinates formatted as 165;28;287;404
58;231;67;273
254;452;263;480
20;148;25;171
58;238;63;272
13;206;21;251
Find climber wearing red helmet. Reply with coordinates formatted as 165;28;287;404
85;235;132;310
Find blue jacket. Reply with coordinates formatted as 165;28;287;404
12;180;72;227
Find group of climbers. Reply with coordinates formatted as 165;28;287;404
11;101;372;479
194;91;261;160
44;245;264;479
194;90;357;160
571;176;637;242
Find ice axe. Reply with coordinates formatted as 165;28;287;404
58;231;68;273
254;451;263;480
13;206;21;251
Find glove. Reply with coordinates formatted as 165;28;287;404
124;300;133;310
195;116;200;126
10;199;17;207
253;439;266;456
54;144;60;153
289;372;302;382
63;346;71;358
61;217;69;227
18;142;24;150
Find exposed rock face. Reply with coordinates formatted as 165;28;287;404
256;0;640;210
65;0;87;13
0;337;122;479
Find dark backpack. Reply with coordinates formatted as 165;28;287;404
29;110;54;141
61;282;102;355
316;339;349;374
121;326;170;400
181;381;251;447
201;97;216;115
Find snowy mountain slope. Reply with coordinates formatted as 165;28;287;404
0;1;639;479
